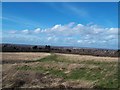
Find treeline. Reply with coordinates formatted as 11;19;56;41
1;44;119;57
2;44;51;52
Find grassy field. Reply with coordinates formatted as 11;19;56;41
2;53;118;89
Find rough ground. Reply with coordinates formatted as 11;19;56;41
2;52;118;89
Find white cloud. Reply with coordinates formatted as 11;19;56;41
73;24;84;31
47;37;52;41
105;35;117;40
52;24;61;30
9;30;17;34
34;28;41;33
7;22;118;49
67;22;75;27
22;29;29;34
77;40;82;43
107;28;118;34
102;40;107;43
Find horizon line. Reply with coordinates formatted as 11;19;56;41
1;43;118;50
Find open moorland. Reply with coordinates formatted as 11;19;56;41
2;52;118;89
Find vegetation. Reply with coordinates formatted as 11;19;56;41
17;54;118;88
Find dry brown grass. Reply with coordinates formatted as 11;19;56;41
61;80;94;88
55;53;118;62
2;52;50;61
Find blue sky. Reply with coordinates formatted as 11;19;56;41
2;2;118;49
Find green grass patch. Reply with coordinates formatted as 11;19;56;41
36;54;58;62
36;54;76;63
67;68;104;80
36;54;117;66
80;60;116;65
66;64;118;88
17;65;66;78
17;65;32;70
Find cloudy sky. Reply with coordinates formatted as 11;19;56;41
2;2;118;49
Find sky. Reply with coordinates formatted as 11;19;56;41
2;2;118;49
